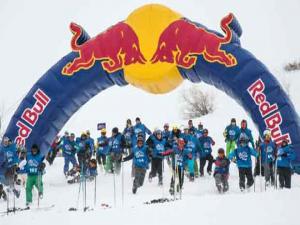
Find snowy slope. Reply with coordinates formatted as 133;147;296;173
1;157;300;225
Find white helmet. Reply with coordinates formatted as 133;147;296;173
263;129;271;137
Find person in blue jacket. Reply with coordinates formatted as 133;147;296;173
276;139;295;189
160;138;190;195
188;120;197;136
195;122;204;139
213;148;230;193
108;127;126;175
229;137;258;191
133;117;152;140
259;130;276;186
0;137;20;198
183;126;201;181
25;144;45;206
61;133;78;176
238;120;255;149
76;132;91;171
86;130;95;156
146;129;166;185
162;123;171;143
96;128;109;171
223;118;240;156
199;129;215;176
123;119;134;155
122;136;151;194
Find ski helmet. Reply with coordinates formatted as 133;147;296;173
101;128;106;134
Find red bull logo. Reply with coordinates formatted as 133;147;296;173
62;22;146;75
151;13;237;69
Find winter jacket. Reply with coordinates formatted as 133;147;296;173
189;126;197;136
0;143;19;169
276;145;295;168
146;135;166;159
123;127;134;146
199;136;215;158
86;137;95;155
123;144;151;169
228;146;258;168
224;125;240;142
61;139;77;157
238;128;255;148
184;134;201;158
195;129;203;139
108;133;126;154
214;156;230;175
133;123;152;138
96;136;109;155
25;154;45;176
259;141;276;163
162;147;190;169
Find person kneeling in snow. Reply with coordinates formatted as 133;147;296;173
213;148;230;193
67;159;98;184
122;136;151;194
229;137;258;192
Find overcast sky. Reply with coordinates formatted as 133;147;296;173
0;0;299;137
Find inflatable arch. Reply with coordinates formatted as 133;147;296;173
4;4;300;171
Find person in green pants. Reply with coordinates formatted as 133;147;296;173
25;144;46;206
223;118;240;156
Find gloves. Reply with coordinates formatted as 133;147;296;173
38;162;46;172
281;152;288;157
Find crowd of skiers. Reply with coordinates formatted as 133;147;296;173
0;117;296;206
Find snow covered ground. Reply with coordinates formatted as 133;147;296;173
1;156;300;225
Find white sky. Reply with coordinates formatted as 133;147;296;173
0;0;300;138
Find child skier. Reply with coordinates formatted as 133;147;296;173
146;129;167;185
61;133;78;177
223;118;240;156
229;137;258;191
122;136;151;194
276;139;295;189
213;148;230;193
25;144;46;207
259;130;276;186
198;129;215;176
161;138;190;195
96;128;109;172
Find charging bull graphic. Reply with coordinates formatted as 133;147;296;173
151;13;237;68
4;4;300;173
62;22;146;75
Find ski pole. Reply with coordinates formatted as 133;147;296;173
113;165;116;207
121;160;124;207
76;177;82;209
174;156;177;200
37;171;40;208
94;176;97;208
259;147;262;192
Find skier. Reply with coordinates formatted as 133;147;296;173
0;137;20;198
133;117;152;141
25;144;46;206
61;133;78;176
108;127;126;175
86;130;95;157
160;138;189;195
228;137;258;191
195;122;204;139
198;129;215;176
188;119;197;136
182;126;201;181
276;139;295;189
238;120;255;149
213;148;230;193
223;118;240;156
258;130;276;186
96;128;109;172
122;136;151;194
146;129;166;185
123;119;134;155
46;135;61;165
162;123;171;166
76;132;91;169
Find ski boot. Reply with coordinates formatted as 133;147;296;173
148;174;152;183
13;188;20;198
189;175;195;182
158;180;163;186
207;171;212;176
216;184;223;193
169;186;174;196
132;186;137;194
39;192;43;199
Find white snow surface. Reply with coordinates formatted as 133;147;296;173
1;157;300;225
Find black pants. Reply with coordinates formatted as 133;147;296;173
238;167;254;190
133;167;146;189
149;158;163;182
97;154;106;165
170;166;184;190
200;154;213;175
263;162;275;184
277;167;291;189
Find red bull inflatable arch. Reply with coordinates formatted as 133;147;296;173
4;4;300;172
